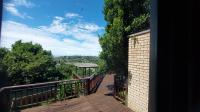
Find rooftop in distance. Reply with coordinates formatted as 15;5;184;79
74;63;98;68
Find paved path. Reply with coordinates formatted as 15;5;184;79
22;74;133;112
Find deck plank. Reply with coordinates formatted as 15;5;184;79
22;74;133;112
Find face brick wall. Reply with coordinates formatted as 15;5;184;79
127;30;150;112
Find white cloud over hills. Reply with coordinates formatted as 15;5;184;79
2;0;104;56
1;14;103;56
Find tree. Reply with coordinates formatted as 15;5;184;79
3;40;63;85
0;48;9;87
56;63;74;80
97;59;107;74
99;0;150;76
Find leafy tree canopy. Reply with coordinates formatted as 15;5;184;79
2;40;63;85
0;48;9;87
56;62;75;80
99;0;150;76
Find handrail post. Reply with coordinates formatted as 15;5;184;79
54;83;57;101
87;78;90;95
114;75;116;97
0;89;11;112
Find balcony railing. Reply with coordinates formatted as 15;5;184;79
114;74;128;104
0;74;104;112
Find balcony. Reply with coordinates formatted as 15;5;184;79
0;74;132;112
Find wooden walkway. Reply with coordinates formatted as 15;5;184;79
22;74;133;112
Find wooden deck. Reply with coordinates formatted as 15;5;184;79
22;74;133;112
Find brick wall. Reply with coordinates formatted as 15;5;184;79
127;30;150;112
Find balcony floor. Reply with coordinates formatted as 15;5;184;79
22;74;133;112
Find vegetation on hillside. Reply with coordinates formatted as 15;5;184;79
0;48;9;88
55;56;99;64
0;40;63;85
0;41;100;86
56;62;75;79
0;0;150;86
99;0;150;76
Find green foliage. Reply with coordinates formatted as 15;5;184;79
100;0;150;76
2;40;63;85
56;63;75;79
55;56;99;78
125;13;150;33
54;56;99;64
57;82;82;100
0;48;9;60
97;59;107;74
0;48;9;87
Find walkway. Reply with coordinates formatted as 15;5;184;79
22;74;133;112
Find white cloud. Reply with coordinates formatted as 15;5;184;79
74;23;104;33
54;16;64;21
4;3;24;18
3;0;34;19
1;20;101;56
13;0;34;8
27;15;33;19
1;10;104;56
39;16;104;37
39;16;69;34
65;13;82;18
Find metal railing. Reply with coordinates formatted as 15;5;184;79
73;73;82;79
0;74;104;112
114;75;128;104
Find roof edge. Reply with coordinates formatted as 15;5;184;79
128;29;150;38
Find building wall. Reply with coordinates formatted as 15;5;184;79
127;30;150;112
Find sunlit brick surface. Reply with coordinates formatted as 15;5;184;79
128;30;150;112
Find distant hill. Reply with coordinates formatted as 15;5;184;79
54;56;99;64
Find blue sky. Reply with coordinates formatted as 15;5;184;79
1;0;106;56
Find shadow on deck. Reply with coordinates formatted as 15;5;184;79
22;74;133;112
